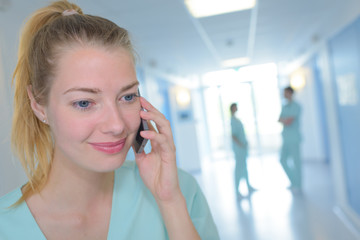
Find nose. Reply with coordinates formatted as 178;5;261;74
100;104;125;136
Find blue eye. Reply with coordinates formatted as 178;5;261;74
122;93;138;103
73;100;93;111
78;100;90;108
124;94;134;101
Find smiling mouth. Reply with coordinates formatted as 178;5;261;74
89;139;126;154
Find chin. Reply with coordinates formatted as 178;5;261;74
94;157;127;173
93;149;130;172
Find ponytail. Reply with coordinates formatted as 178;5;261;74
11;0;82;206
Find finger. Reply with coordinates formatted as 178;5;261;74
140;110;172;136
146;120;175;151
139;97;174;137
141;130;176;152
141;129;176;152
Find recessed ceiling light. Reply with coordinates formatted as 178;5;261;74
222;57;250;68
290;70;306;90
185;0;256;18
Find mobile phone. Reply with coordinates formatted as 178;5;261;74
133;90;149;154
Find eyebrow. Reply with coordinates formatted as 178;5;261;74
63;81;139;95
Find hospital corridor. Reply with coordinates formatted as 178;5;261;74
1;0;360;239
192;153;358;240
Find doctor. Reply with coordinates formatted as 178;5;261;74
230;103;254;198
278;86;302;191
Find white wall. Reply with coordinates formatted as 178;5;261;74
168;86;202;173
318;38;360;234
296;68;326;161
0;49;27;197
316;44;349;207
192;86;212;163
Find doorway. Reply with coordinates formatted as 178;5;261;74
201;63;282;161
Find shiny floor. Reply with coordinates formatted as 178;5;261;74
191;153;360;240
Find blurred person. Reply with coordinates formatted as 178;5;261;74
230;103;255;199
278;86;302;191
0;1;219;239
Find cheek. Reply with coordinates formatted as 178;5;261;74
49;108;94;142
48;104;142;141
123;109;142;134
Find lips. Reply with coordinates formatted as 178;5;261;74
89;139;126;154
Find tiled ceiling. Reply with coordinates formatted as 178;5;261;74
1;0;360;77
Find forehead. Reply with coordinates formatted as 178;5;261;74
51;46;137;91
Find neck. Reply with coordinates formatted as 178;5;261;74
40;156;114;211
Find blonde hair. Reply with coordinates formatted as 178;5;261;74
11;0;135;205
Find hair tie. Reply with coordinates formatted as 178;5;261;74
62;9;78;16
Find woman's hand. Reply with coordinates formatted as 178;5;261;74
134;97;201;240
134;97;181;203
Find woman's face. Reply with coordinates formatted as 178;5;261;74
44;46;140;173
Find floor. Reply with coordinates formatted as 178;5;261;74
191;153;360;240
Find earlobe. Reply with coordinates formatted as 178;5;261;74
27;85;47;122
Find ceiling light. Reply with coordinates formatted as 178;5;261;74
185;0;256;18
222;57;250;68
290;70;306;90
175;87;191;108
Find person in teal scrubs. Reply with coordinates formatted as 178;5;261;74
278;86;302;191
0;1;219;239
230;103;255;198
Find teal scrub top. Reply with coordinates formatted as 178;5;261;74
231;116;248;153
0;161;219;240
280;100;302;143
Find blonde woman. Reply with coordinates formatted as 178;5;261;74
0;1;219;239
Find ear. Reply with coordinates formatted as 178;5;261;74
27;85;47;122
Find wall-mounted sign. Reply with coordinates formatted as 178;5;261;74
336;73;358;106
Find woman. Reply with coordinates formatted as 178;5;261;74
0;1;219;239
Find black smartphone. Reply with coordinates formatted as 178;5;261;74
133;90;149;154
